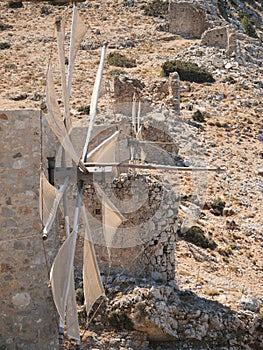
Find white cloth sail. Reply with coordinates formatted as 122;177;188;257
65;269;80;342
73;8;87;62
82;207;105;313
102;198;123;249
39;171;69;235
85;130;119;163
46;64;80;165
50;229;79;338
94;184;125;249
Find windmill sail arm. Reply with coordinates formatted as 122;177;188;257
56;16;70;130
66;270;80;343
46;64;81;165
82;43;108;162
67;4;77;102
83;162;224;172
50;183;82;335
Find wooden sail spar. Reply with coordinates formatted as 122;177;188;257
83;162;225;173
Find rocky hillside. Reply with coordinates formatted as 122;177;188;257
0;1;263;349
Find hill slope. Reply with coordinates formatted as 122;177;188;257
0;1;262;349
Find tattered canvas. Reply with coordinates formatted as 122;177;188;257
82;206;105;313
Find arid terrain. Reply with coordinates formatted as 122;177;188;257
0;0;263;349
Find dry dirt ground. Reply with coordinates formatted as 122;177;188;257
0;0;263;348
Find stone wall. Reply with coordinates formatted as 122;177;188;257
169;1;208;38
114;75;150;116
82;172;179;283
0;110;59;350
201;26;228;49
201;26;238;55
227;30;237;56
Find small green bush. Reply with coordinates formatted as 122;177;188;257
5;63;16;69
217;246;233;257
211;198;226;215
40;5;52;15
0;22;13;31
8;1;23;8
223;76;236;84
217;0;230;21
50;2;69;6
108;52;136;68
77;105;90;115
142;0;168;18
0;42;11;50
109;68;127;76
229;0;238;7
192;110;206;122
180;226;217;250
161;60;215;84
108;310;134;330
241;15;258;38
133;302;147;321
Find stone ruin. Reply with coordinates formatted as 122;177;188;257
114;73;180;116
201;26;237;55
82;168;178;284
201;25;229;49
168;1;208;38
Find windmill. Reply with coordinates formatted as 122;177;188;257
39;2;122;346
38;1;224;347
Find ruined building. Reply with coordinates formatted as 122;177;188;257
168;1;208;38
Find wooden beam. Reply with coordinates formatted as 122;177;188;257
83;162;225;173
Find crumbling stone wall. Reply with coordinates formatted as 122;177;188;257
201;26;238;54
227;30;237;56
114;75;144;101
114;75;148;116
0;110;59;349
114;73;181;119
201;26;228;49
169;1;208;38
82;172;178;283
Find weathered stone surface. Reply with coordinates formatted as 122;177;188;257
227;31;237;56
0;110;59;349
168;72;180;114
240;295;261;313
105;284;263;348
12;292;31;309
114;75;149;116
82;171;178;283
169;1;208;38
201;26;228;49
